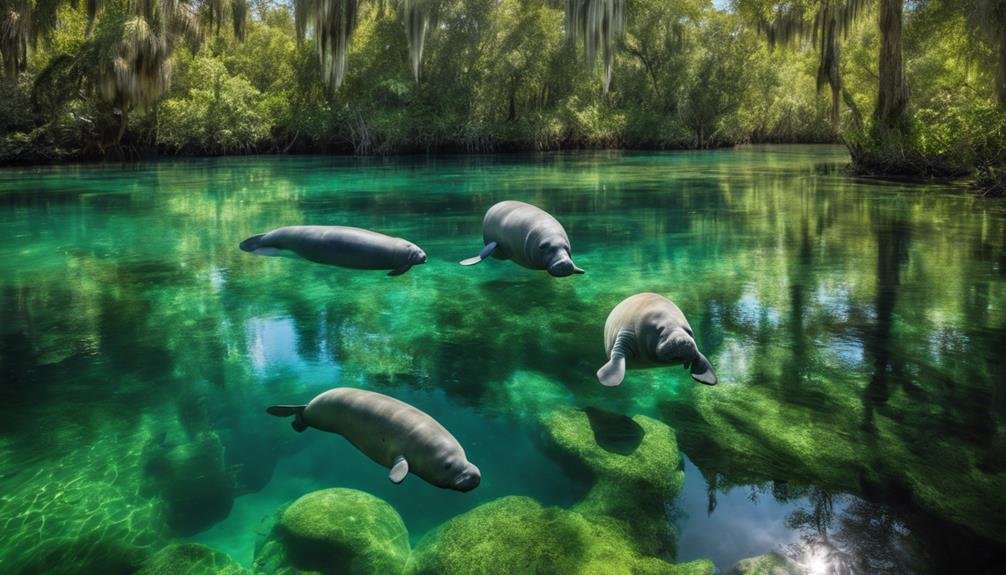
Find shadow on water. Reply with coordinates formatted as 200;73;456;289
583;407;644;455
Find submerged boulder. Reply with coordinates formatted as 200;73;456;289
137;543;247;575
143;431;236;535
253;488;410;575
407;496;712;575
725;552;802;575
540;407;685;556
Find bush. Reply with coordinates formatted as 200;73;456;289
158;57;271;154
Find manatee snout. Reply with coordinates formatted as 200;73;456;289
239;233;266;253
657;331;697;364
546;252;585;277
453;464;481;492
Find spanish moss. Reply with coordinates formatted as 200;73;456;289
402;0;438;82
294;0;362;91
566;0;626;94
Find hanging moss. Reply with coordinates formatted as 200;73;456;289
565;0;626;93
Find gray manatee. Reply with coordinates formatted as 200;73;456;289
597;293;717;387
240;225;427;276
267;388;481;492
459;200;584;277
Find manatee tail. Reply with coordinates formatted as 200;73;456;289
239;233;267;253
267;404;309;432
459;241;497;266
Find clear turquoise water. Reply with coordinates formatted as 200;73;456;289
1;146;1004;574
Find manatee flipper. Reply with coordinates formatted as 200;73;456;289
266;404;309;432
389;456;409;484
459;241;497;266
388;266;412;276
689;351;717;385
597;330;633;387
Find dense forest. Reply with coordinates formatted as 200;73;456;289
0;0;1003;188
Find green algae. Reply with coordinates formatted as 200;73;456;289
143;431;237;536
539;407;686;557
724;552;800;575
137;543;248;575
0;419;167;574
253;488;411;575
406;496;713;575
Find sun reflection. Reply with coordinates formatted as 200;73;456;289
792;541;857;575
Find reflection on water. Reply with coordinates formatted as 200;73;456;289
1;146;1005;573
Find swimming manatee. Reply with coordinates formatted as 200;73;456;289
597;293;717;387
459;200;584;277
240;225;427;276
267;388;481;492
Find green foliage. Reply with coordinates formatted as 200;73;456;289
158;55;271;153
0;0;1001;187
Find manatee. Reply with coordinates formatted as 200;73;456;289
597;292;717;387
459;200;584;277
267;388;481;492
239;225;427;276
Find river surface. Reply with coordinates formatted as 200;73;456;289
1;146;1004;574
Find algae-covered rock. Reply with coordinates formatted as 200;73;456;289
253;488;410;575
725;552;801;575
407;496;713;575
143;431;236;535
540;407;684;556
137;543;248;575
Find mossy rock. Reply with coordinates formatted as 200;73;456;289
407;496;713;575
137;543;247;575
143;431;236;536
540;407;684;556
253;488;410;575
724;552;800;575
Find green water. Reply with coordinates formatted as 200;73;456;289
1;146;1004;574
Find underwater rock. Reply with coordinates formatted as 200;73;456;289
724;552;801;575
407;496;713;575
253;488;410;575
143;431;236;536
540;407;685;556
137;543;247;575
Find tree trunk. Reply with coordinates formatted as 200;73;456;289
997;37;1006;108
116;110;128;145
874;0;909;133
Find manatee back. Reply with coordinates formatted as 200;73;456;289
483;201;568;268
263;226;407;269
304;388;458;469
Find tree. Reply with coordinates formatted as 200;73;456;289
736;0;866;132
969;0;1006;107
874;0;907;133
0;0;60;76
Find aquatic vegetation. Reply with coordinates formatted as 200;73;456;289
407;496;713;575
253;488;411;575
540;407;685;557
143;431;237;536
0;420;167;574
724;552;799;575
662;360;1006;545
137;543;248;575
